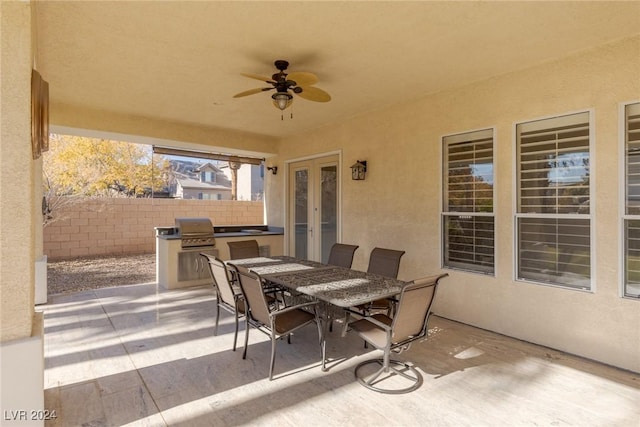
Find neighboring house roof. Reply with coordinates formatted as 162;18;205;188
176;178;231;191
194;162;223;173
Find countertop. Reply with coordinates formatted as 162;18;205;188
155;226;284;240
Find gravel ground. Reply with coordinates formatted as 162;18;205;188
47;253;156;295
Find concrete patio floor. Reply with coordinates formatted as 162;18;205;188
39;282;640;426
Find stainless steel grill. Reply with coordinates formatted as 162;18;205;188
175;217;216;248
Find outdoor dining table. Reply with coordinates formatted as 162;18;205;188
228;255;408;371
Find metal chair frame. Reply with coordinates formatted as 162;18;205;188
230;264;323;380
357;247;406;316
201;253;245;351
344;273;448;394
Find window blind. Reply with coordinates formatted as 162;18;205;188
625;103;640;215
442;129;495;275
624;102;640;298
516;112;591;290
445;129;493;213
517;112;590;214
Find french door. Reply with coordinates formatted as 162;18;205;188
287;154;340;262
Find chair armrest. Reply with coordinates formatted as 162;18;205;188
355;314;392;331
271;300;318;316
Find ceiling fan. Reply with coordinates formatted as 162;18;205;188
233;60;331;116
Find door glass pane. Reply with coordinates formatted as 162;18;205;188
294;169;308;259
320;165;337;263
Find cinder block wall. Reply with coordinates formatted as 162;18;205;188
43;198;264;260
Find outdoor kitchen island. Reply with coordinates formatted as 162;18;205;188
156;225;284;289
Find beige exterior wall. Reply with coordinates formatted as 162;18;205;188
0;0;36;342
1;1;45;420
268;36;640;372
44;198;264;260
51;104;279;159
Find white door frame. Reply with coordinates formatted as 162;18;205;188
284;150;343;257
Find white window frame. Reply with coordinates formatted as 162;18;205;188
513;109;595;292
441;127;496;276
620;101;640;300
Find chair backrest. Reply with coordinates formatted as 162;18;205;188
227;240;260;260
232;265;271;325
201;253;237;306
327;243;359;268
391;273;448;344
367;247;405;278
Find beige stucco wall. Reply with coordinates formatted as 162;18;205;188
0;0;36;342
51;104;279;158
269;36;640;372
1;2;45;421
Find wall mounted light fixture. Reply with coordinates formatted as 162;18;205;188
350;160;367;180
267;166;278;175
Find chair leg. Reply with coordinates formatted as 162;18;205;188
382;346;391;373
214;301;220;336
242;317;250;360
232;311;239;352
269;331;277;380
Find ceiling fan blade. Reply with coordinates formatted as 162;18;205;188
296;86;331;102
233;87;272;98
287;71;318;86
240;73;276;84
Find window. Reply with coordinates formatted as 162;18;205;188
200;171;217;183
442;129;495;274
515;111;592;290
623;102;640;299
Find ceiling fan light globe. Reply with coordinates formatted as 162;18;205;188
272;92;293;110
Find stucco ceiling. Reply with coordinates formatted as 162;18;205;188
35;1;640;140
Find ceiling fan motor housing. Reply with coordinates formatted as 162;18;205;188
274;60;289;71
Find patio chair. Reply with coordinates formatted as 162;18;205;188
200;253;245;352
343;273;448;394
227;240;260;260
325;243;359;332
231;264;322;380
327;243;359;268
367;247;405;278
357;247;405;315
